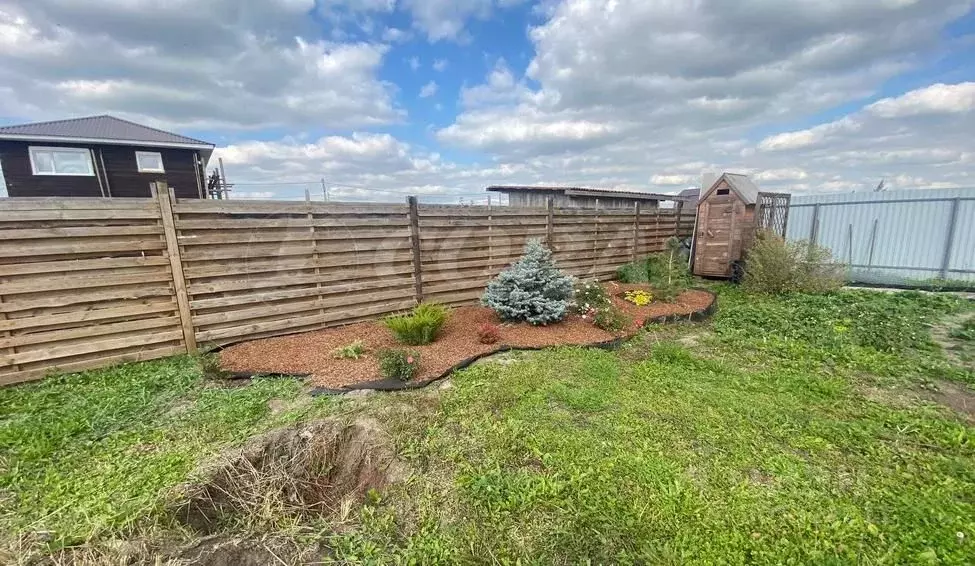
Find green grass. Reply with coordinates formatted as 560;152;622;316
1;289;974;564
0;356;318;551
952;315;975;342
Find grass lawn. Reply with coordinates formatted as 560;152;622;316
1;287;974;564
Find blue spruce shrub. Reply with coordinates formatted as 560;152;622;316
481;239;574;325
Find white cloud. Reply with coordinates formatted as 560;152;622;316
753;168;809;182
408;56;421;70
402;0;526;41
866;82;975;118
382;27;412;42
0;1;400;130
758;118;861;152
433;0;972;195
650;174;696;186
419;80;439;98
433;58;448;71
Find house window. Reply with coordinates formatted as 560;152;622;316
716;188;730;195
28;147;94;176
135;151;165;173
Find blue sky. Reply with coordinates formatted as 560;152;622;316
2;1;975;201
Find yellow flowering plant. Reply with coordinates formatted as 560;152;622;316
623;289;653;306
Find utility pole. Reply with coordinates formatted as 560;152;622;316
321;177;329;202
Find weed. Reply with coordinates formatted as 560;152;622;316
333;340;367;360
743;230;845;294
951;315;975;342
198;353;230;380
385;303;450;345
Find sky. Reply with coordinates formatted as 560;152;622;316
1;0;974;203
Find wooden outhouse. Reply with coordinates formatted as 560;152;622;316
692;173;790;278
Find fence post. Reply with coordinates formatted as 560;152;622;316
153;182;198;353
809;203;821;245
592;199;600;277
487;195;494;273
632;202;641;261
674;201;684;237
407;196;424;304
940;197;961;279
546;196;555;248
306;189;326;325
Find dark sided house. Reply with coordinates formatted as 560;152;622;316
486;185;690;209
0;115;214;198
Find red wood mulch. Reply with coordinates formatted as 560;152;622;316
218;286;713;389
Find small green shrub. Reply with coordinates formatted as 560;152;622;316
385;303;450;345
333;340;367;360
573;280;611;313
378;349;420;381
616;260;650;284
743;231;845;295
592;305;631;333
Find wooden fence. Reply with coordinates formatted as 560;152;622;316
0;185;693;385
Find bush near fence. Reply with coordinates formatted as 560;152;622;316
0;184;693;385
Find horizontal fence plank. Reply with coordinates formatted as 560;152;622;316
0;198;157;210
0;345;185;386
0;256;170;277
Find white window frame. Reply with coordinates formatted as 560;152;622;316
28;146;95;176
135;151;165;173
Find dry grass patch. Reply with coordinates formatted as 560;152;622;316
172;417;408;535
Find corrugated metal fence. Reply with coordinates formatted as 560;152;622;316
785;188;975;285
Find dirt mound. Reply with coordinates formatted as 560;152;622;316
173;417;407;534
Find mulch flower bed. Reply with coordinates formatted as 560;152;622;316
219;285;714;390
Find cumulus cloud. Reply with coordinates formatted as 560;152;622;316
758;118;862;152
3;0;973;200
433;0;974;194
0;0;401;130
866;82;975;118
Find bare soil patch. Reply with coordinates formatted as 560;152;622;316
930;311;975;372
172;417;406;534
219;287;713;389
920;380;975;423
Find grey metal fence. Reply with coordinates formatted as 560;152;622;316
785;188;975;285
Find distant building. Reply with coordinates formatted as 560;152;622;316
0;115;214;198
486;185;691;209
677;188;700;205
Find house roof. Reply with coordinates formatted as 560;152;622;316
701;173;761;205
677;188;700;203
0;115;214;150
486;185;689;202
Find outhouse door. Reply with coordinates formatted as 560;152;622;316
693;194;738;277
